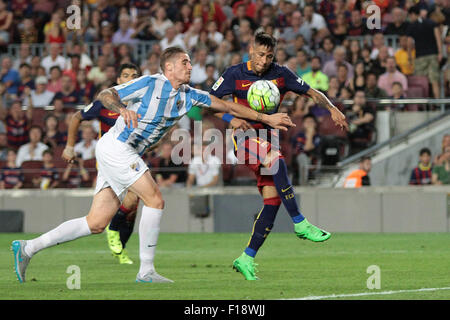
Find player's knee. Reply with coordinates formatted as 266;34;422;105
88;221;108;234
142;191;164;209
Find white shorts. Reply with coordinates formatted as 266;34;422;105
94;131;148;202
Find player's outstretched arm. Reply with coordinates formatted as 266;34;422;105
62;111;83;163
209;95;295;131
212;111;253;130
306;87;348;131
98;88;139;128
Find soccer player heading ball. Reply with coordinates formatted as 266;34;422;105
211;32;348;280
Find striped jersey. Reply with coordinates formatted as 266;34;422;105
210;61;310;130
110;74;211;155
80;100;119;136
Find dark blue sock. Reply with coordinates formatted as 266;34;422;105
245;201;280;258
119;216;135;249
269;158;305;224
109;209;127;231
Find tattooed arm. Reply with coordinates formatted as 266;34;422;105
306;87;348;131
97;88;139;128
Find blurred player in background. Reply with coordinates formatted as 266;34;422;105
62;63;140;264
211;32;348;280
12;46;294;284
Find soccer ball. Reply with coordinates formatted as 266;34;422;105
247;80;280;113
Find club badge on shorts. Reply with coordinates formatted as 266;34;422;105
130;162;140;172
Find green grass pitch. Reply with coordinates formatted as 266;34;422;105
1;232;450;300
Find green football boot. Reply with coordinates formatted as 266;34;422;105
294;219;331;242
118;249;133;264
232;253;259;280
106;224;123;255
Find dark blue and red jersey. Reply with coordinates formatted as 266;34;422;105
409;165;432;185
210;61;310;131
80;100;119;137
0;166;24;188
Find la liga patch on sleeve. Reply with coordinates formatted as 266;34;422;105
212;76;224;91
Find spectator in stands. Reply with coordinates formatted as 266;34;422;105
347;90;375;154
42;114;65;150
99;21;114;44
45;23;65;44
280;10;311;45
0;131;7;160
50;96;66;122
303;4;329;42
339;86;354;100
17;63;34;98
191;48;216;85
347;39;362;65
370;33;395;60
16;125;48;167
23;76;55;108
372;46;390;77
186;142;221;188
432;146;450;185
132;15;162;42
84;9;102;42
331;12;348;44
291;113;321;185
160;26;186;51
41;43;66;75
193;0;227;33
295;49;311;77
32;149;59;189
390;82;406;100
326;76;340;99
13;44;33;70
377;56;408;97
0;0;12;46
337;63;351;90
434;134;450;165
46;66;63;93
43;11;66;40
348;9;369;36
53;75;81;108
87;55;108;86
150;6;174;39
30;56;42;78
96;0;118;24
365;72;387;98
0;148;23;189
5;100;32;148
213;41;232;74
74;125;97;160
343;156;372;187
384;7;410;36
199;64;218;91
323;46;354;80
1;56;20;97
61;157;90;188
18;17;38;44
409;147;433;185
349;61;366;93
316;36;335;66
302;56;329;93
155;142;185;188
112;13;138;45
394;35;415;76
406;5;443;99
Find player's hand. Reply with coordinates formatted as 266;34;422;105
230;118;252;130
330;106;349;131
120;108;140;128
265;112;296;132
62;146;76;163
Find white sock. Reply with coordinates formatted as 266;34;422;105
138;206;163;277
25;217;91;257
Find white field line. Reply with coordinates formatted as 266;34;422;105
286;287;450;300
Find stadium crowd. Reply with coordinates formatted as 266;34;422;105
0;0;448;189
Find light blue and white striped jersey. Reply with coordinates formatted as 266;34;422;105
109;73;211;155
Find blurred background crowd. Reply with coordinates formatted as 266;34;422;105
0;0;448;190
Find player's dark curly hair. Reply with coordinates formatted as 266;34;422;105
254;31;277;50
